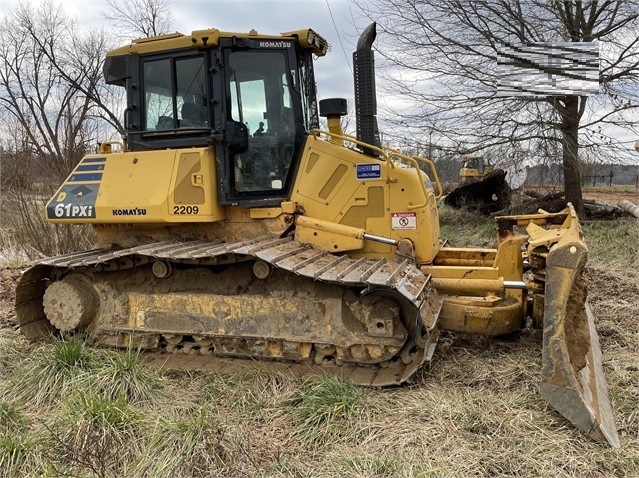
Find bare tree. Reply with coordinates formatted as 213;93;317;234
23;10;125;137
0;5;89;181
357;0;639;217
0;4;122;182
101;0;174;38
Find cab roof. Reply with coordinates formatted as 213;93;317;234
106;28;330;57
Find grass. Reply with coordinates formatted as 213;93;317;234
6;336;96;407
92;347;165;404
438;203;498;248
142;406;228;476
0;330;637;477
0;433;42;477
582;219;639;269
46;392;143;477
0;386;44;477
288;375;365;445
5;336;164;408
0;204;637;476
0;186;95;260
332;451;407;477
0;401;27;434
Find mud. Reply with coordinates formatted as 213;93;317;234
0;268;21;329
564;273;590;374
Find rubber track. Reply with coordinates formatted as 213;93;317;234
16;236;442;386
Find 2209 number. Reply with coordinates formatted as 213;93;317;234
173;205;199;214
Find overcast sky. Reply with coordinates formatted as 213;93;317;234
0;0;367;104
1;0;637;158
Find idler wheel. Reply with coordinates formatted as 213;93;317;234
43;274;98;332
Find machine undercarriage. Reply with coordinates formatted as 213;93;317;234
15;206;620;446
16;236;441;387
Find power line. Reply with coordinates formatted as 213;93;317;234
325;0;352;75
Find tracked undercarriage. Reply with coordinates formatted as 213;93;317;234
16;237;442;386
15;207;621;447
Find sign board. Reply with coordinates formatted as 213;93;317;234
391;212;416;230
356;163;381;179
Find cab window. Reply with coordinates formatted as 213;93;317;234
142;55;207;131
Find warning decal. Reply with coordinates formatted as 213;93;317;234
391;212;417;230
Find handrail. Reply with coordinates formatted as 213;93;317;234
377;145;443;200
311;129;443;208
411;156;443;199
385;152;430;210
310;129;395;169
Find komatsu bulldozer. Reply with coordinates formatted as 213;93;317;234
459;155;495;180
444;155;511;214
15;24;619;447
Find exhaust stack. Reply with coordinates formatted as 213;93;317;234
353;23;380;155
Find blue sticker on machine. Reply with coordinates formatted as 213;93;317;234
356;163;381;179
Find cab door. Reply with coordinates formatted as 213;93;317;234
217;45;305;206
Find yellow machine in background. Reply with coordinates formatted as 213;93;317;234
445;154;511;214
458;155;494;182
16;23;618;446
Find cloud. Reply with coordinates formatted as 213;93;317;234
0;0;363;102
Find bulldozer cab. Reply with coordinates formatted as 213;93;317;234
104;29;327;207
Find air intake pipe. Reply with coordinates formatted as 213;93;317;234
353;23;380;156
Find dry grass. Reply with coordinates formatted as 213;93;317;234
438;203;499;248
0;207;637;477
0;187;95;260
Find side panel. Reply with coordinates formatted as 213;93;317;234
291;135;439;263
46;148;224;224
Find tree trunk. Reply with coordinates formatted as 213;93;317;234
618;199;639;219
560;99;585;218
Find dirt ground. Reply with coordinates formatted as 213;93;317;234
582;187;638;207
0;268;20;329
527;185;638;207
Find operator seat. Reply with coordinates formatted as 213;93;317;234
181;100;206;127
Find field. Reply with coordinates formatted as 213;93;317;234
0;199;638;477
519;184;637;209
581;185;638;207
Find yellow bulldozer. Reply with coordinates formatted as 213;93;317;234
444;154;511;214
15;23;618;446
459;155;495;181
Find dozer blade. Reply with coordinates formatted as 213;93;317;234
538;232;620;447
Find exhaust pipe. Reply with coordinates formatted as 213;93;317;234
353;23;380;155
